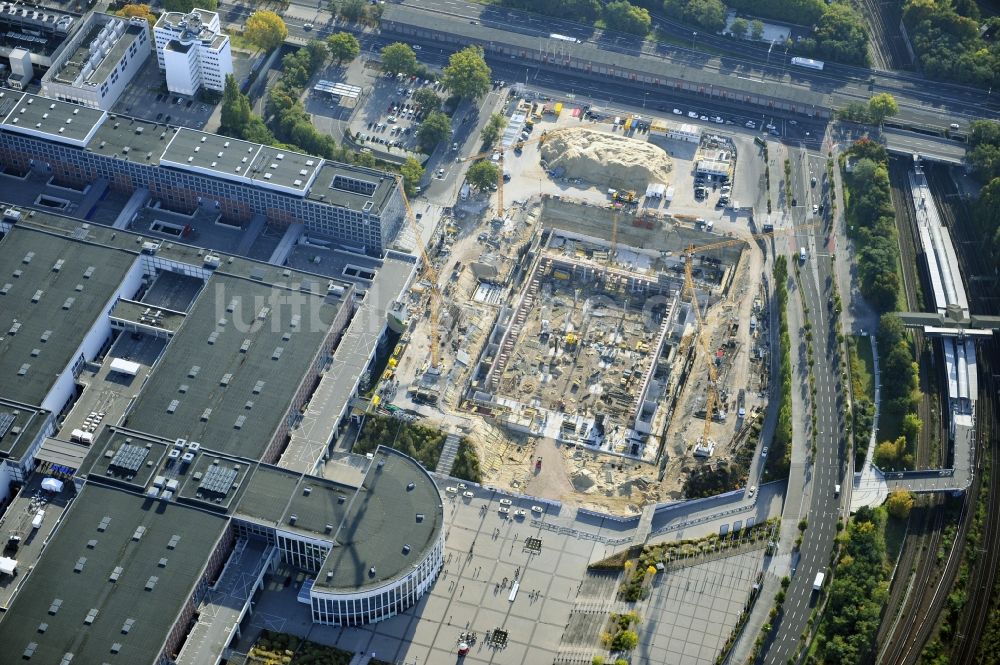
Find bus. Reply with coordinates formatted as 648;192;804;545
550;33;581;43
791;57;824;71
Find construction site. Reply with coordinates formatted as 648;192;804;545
382;97;772;511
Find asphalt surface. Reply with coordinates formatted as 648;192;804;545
389;0;997;132
762;145;845;663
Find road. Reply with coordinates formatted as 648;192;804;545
377;0;995;134
761;144;845;663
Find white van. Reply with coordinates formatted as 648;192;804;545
799;247;807;262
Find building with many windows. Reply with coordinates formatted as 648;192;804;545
0;205;442;664
153;9;232;95
41;13;151;110
0;90;404;254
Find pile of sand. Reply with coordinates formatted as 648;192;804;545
540;128;672;190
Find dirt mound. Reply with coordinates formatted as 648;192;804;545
540;128;672;191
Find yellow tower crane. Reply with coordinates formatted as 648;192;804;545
680;219;822;444
396;177;442;371
459;131;552;218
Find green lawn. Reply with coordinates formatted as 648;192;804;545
853;335;875;403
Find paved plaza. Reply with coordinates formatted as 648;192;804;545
233;483;770;665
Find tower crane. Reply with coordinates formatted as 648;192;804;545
396;177;442;372
679;219;822;446
458;131;551;217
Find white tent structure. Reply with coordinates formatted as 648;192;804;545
41;477;64;493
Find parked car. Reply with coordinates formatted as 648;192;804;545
688;111;699;118
673;108;683;115
745;120;756;129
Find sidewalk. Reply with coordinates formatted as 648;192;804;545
727;226;812;664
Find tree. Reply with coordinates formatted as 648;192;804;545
400;156;424;197
750;19;765;41
337;0;365;22
609;630;639;651
416;111;451;152
682;0;726;32
412;87;441;113
466;160;500;191
730;17;749;38
901;413;923;443
481;113;507;147
115;4;156;26
244;11;287;52
220;74;251;135
380;43;417;76
442;46;492;100
868;93;899;126
326;32;359;64
885;489;915;519
603;1;651;36
164;0;215;13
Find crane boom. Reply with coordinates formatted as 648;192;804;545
397;177;441;370
684;250;718;443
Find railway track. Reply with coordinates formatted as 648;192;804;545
876;159;954;665
925;165;1000;664
857;0;893;71
953;345;999;663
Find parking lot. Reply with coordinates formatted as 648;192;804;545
112;55;252;128
350;71;448;159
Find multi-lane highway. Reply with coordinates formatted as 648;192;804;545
380;0;995;133
761;147;846;663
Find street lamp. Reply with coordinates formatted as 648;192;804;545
643;91;649;109
692;31;697;49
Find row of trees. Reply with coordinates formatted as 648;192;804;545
764;254;792;480
502;0;868;65
219;36;373;167
843;139;901;312
873;313;921;470
329;0;382;26
813;507;890;663
968;120;1000;282
903;0;1000;88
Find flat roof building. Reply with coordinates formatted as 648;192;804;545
41;13;151;110
154;9;232;95
0;215;139;411
122;272;352;463
0;482;229;665
0;1;77;68
0;90;404;254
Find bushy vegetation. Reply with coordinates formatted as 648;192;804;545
248;630;353;665
763;255;792;480
219;44;379;168
604;521;779;600
451;439;482;483
847;336;875;466
501;0;868;65
903;0;1000;88
354;415;446;471
684;416;760;497
164;0;215;12
601;611;641;651
873;313;921;469
842;139;901;313
966;121;1000;272
813;506;890;663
